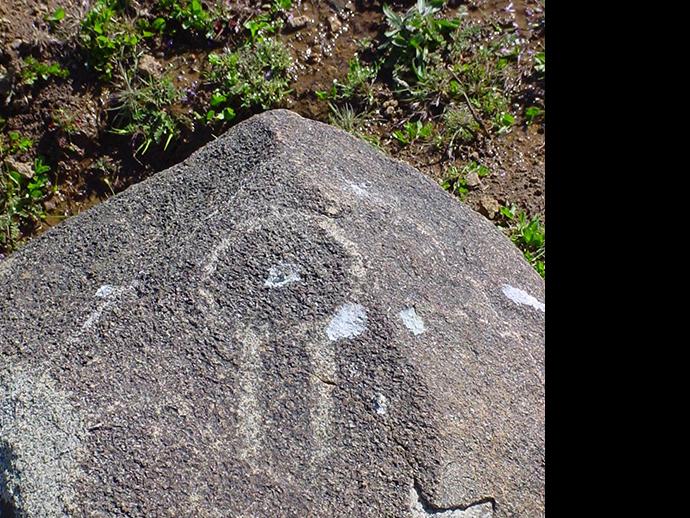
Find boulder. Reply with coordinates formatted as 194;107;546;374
0;110;544;517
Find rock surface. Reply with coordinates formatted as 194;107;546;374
0;110;545;517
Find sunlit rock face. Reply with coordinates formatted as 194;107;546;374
0;110;544;517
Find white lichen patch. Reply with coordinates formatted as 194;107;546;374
399;307;426;336
95;284;116;298
350;182;369;197
264;262;302;288
326;303;367;341
501;284;545;313
374;393;388;415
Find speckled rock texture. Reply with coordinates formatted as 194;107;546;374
0;110;544;517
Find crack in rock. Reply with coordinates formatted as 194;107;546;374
410;485;494;518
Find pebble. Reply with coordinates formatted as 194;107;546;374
465;171;481;189
137;54;162;78
327;15;342;33
286;15;310;31
479;196;500;219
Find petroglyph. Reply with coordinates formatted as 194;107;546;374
501;285;545;313
326;303;367;341
399;307;426;336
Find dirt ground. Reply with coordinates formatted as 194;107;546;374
0;0;544;253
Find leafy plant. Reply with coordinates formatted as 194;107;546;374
441;160;488;199
328;103;380;148
241;0;291;44
499;204;545;277
155;0;217;39
441;165;467;198
1;133;53;252
380;0;461;90
525;106;544;124
79;0;139;80
110;67;190;155
441;104;480;154
392;119;433;145
45;7;66;28
20;57;69;86
534;51;545;75
207;37;292;113
494;111;515;134
316;55;379;106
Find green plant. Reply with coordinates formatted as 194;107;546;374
525;106;544;124
380;0;461;90
392;119;433;145
463;160;489;178
494;111;515;134
441;164;467;198
1;133;53;252
241;0;291;44
441;104;480;154
109;66;189;155
534;51;545;75
45;7;66;28
79;0;139;80
441;160;488;199
499;204;545;277
328;103;380;148
19;57;69;86
50;108;79;135
445;23;517;135
207;38;292;113
155;0;217;39
316;55;379;106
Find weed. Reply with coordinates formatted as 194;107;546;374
441;164;467;198
441;160;488;199
534;51;545;75
441;104;480;154
154;0;218;40
109;65;190;155
241;1;291;44
45;7;66;28
207;38;292;114
464;160;490;178
50;108;79;135
79;0;139;80
525;106;544;125
1;133;53;252
499;204;545;277
19;57;69;86
380;0;461;90
446;23;517;134
494;111;515;134
316;55;379;106
392;120;433;146
328;103;380;148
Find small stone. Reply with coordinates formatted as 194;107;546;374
327;15;342;33
286;15;310;31
465;171;481;189
5;157;33;178
479;196;500;219
137;54;162;78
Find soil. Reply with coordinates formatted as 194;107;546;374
0;0;545;252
